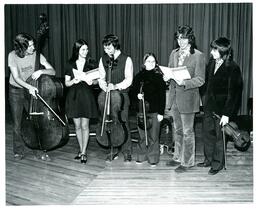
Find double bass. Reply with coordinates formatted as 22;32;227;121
96;56;128;150
21;14;69;160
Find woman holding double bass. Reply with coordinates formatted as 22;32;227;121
131;53;166;166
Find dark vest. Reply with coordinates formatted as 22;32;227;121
102;53;128;85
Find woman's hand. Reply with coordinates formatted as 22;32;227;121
73;78;81;84
137;93;143;100
157;114;163;122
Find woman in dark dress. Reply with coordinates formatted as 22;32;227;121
65;39;98;164
131;53;166;166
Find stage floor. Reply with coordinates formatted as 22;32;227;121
5;112;253;205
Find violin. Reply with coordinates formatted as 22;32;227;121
96;56;128;148
137;82;153;131
21;13;69;153
213;113;251;152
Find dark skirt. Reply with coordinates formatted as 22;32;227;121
65;83;98;119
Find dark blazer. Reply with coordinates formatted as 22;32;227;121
167;49;205;113
202;58;243;117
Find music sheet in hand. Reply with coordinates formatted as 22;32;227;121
72;68;100;81
159;65;191;82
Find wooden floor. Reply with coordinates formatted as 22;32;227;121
5;111;254;205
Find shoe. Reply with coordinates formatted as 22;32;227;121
106;153;119;162
197;161;211;167
166;159;180;167
81;154;87;164
150;163;157;167
124;154;132;162
160;144;164;155
208;168;222;175
74;152;81;160
41;153;51;161
14;153;24;160
175;165;189;173
135;161;143;164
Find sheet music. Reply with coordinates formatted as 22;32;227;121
159;65;191;82
72;68;100;81
85;68;100;81
72;68;84;80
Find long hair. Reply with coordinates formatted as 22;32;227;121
13;33;35;58
69;39;89;63
210;37;233;63
142;52;163;76
174;25;197;54
102;34;120;50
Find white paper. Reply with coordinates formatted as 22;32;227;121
73;68;100;81
159;65;191;82
85;68;100;81
72;68;84;80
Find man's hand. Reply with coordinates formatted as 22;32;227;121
175;79;185;86
106;83;115;92
31;70;43;80
28;86;38;98
220;115;229;126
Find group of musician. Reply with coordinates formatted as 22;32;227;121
8;25;243;175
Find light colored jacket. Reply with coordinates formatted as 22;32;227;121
166;48;205;113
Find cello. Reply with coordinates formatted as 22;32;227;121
21;13;69;160
96;56;128;150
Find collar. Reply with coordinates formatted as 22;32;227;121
113;50;121;60
215;58;224;66
178;47;190;56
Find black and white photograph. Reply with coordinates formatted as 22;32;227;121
1;0;254;207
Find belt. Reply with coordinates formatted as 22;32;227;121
9;84;22;89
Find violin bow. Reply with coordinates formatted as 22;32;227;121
140;83;148;147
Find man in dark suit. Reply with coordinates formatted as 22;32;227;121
198;37;243;175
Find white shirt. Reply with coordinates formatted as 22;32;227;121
98;50;133;90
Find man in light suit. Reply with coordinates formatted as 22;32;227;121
165;25;205;173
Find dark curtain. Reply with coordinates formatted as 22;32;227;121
4;3;252;114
